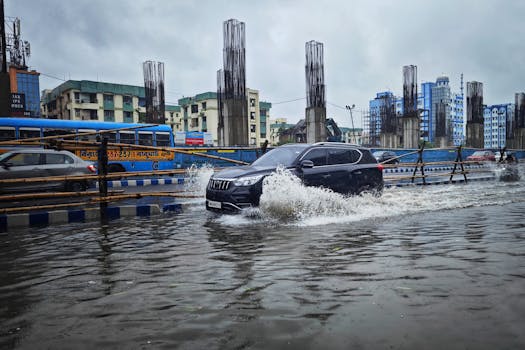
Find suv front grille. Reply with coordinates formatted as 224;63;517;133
208;179;231;190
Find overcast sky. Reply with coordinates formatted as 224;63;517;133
6;0;525;128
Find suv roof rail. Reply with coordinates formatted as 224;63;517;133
313;142;361;147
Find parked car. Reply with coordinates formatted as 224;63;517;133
466;150;496;162
206;143;384;212
373;150;399;164
0;149;96;193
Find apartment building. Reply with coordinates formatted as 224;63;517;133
40;80;181;126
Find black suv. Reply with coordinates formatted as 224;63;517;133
206;143;384;212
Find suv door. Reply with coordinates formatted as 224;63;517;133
326;147;359;193
299;148;332;189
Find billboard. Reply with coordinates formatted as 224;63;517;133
11;93;29;117
174;131;213;146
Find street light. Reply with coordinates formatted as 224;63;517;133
345;104;356;143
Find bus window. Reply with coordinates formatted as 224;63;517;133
0;128;15;141
105;131;117;143
77;129;97;142
138;132;153;146
155;132;171;147
119;131;136;144
19;128;41;140
43;128;72;139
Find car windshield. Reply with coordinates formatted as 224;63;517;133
373;151;385;157
0;152;13;163
472;151;488;156
251;145;308;167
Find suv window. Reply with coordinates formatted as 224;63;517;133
303;148;327;166
8;153;41;166
327;148;361;165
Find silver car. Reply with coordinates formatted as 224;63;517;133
0;149;96;193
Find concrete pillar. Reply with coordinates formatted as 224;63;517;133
222;99;248;146
402;117;419;148
306;107;326;143
380;133;400;148
466;123;484;149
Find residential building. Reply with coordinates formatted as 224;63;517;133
9;65;40;117
269;118;295;145
178;89;271;146
484;103;514;149
340;127;364;145
40;80;180;126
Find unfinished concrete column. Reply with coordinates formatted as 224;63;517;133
217;19;248;146
466;81;484;148
305;40;326;143
512;92;525;149
402;65;419;148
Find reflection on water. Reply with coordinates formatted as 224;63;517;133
1;172;525;349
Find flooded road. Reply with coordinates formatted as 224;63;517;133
1;168;525;349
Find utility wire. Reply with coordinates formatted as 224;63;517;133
272;97;305;105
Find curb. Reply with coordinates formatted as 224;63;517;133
0;203;184;232
93;177;186;188
383;164;485;174
384;175;495;188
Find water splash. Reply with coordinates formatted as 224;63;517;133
213;165;525;227
184;163;214;195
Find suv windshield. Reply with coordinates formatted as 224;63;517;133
251;145;308;167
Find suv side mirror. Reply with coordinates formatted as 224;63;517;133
299;160;314;169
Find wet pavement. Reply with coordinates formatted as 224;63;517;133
1;167;525;349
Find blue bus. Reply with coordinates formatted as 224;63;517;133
0;117;176;172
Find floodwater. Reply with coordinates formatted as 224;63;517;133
1;166;525;349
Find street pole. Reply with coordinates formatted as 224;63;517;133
346;104;356;144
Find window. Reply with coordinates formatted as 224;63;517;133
327;149;354;165
0;128;15;141
250;98;255;107
103;94;114;103
105;132;117;143
250;125;256;133
191;104;198;113
77;129;97;142
45;154;73;165
19;128;41;140
201;102;207;110
303;148;327;166
156;132;170;147
250;112;255;120
119;131;136;144
8;153;41;166
123;111;133;122
104;110;115;121
123;95;132;104
43;129;71;138
138;132;153;146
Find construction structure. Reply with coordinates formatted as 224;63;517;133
0;0;10;116
217;19;248;146
377;92;399;148
466;81;484;148
401;65;419;148
305;40;326;143
143;61;165;124
512;92;525;149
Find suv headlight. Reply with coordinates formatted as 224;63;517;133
233;174;264;187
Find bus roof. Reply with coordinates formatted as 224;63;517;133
0;117;172;132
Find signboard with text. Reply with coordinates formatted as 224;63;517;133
10;93;29;117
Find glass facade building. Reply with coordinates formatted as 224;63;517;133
368;76;464;147
9;67;41;117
